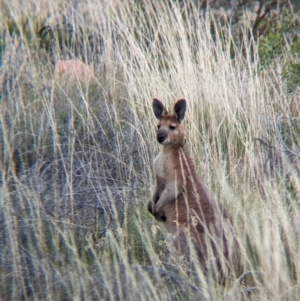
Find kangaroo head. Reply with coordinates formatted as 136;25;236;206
152;98;186;146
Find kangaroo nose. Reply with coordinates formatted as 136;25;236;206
157;133;166;144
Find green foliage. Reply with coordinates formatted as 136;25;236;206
282;61;300;92
258;12;300;92
126;203;170;264
277;118;300;149
0;36;4;66
1;10;103;67
38;22;104;64
2;14;46;49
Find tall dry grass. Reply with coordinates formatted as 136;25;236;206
0;0;299;300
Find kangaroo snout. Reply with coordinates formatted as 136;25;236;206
157;135;166;144
157;131;167;144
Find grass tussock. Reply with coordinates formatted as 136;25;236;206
0;0;300;300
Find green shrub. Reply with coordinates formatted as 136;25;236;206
258;12;300;92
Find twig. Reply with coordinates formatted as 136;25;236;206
255;137;300;158
252;0;278;36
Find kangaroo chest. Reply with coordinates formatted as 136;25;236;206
154;151;180;182
154;152;168;180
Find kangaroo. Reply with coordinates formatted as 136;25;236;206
148;98;240;284
54;60;94;83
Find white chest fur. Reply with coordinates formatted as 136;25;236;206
154;152;165;178
153;151;174;181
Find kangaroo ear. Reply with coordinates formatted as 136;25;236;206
174;99;186;123
153;98;168;120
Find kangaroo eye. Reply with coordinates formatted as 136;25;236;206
157;125;161;129
169;125;176;130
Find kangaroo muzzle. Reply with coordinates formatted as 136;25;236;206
157;130;168;144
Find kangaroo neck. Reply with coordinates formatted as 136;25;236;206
162;142;184;154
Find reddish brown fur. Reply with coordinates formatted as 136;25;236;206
148;98;240;284
54;60;94;82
